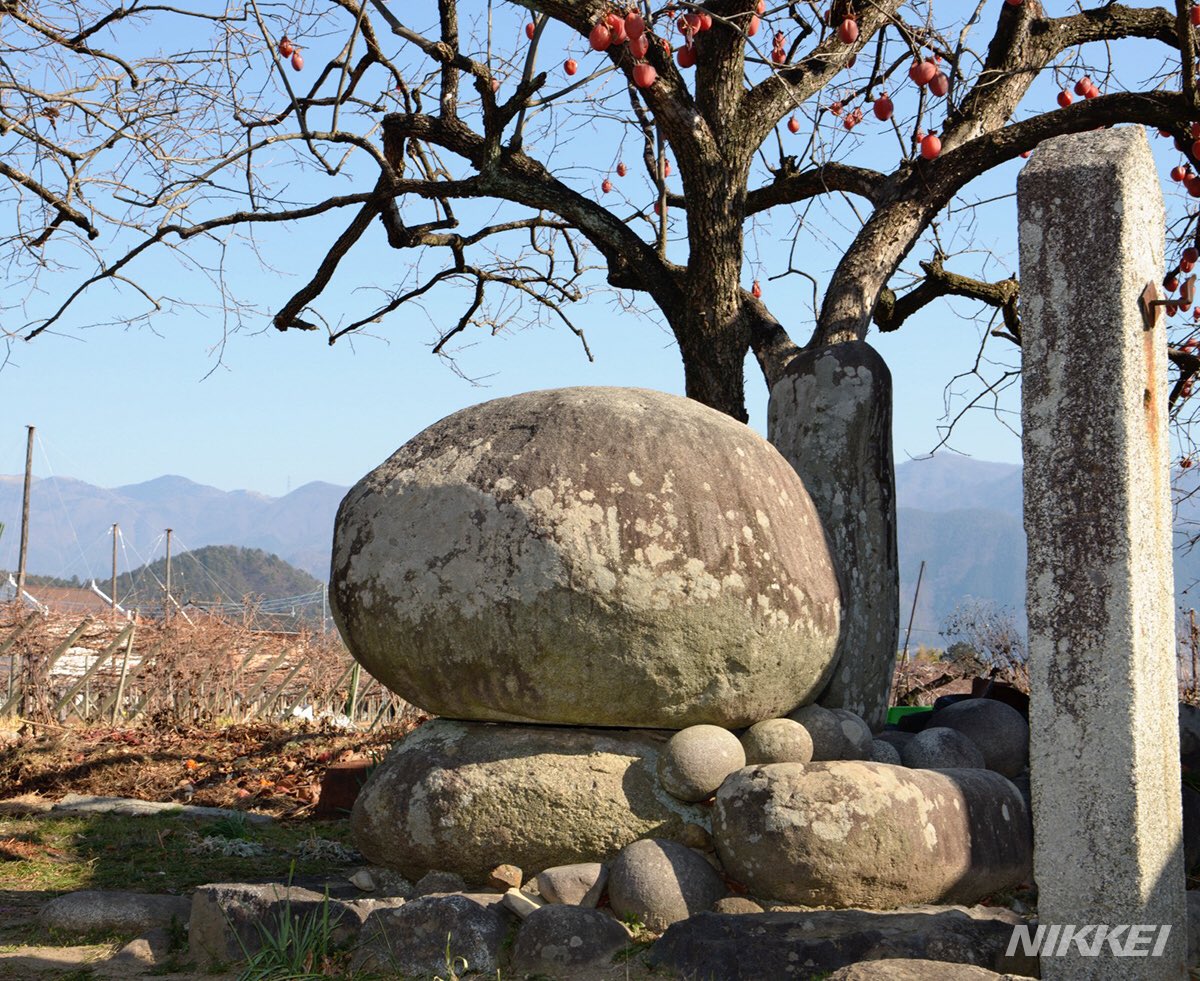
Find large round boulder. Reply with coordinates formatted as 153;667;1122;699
712;761;1032;908
929;698;1029;777
330;387;841;728
352;720;710;882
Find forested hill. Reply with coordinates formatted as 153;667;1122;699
106;545;321;606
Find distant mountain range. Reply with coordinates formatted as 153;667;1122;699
0;474;344;583
3;457;1198;647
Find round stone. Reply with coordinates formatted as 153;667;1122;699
330;386;842;728
740;719;814;765
900;726;986;770
352;720;710;882
510;905;632;976
713;762;1032;908
868;738;902;765
786;703;846;760
658;725;746;802
929;698;1029;777
607;839;726;932
832;709;874;760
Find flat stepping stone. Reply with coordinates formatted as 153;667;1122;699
38;891;191;936
51;794;272;824
649;906;1037;980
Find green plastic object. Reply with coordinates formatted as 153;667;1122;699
886;705;934;725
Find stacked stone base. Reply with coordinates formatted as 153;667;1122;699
352;716;1033;912
351;720;710;882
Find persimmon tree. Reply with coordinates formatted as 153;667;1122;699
6;0;1200;413
5;0;1200;720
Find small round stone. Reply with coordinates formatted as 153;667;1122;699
658;725;746;802
786;703;846;761
608;838;726;931
868;738;902;765
900;726;986;770
831;709;873;760
740;718;814;765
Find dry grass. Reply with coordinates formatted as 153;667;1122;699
0;604;406;729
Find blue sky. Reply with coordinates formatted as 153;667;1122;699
0;3;1184;497
0;248;1025;497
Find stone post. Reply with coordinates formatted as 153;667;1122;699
1018;127;1185;978
767;341;898;731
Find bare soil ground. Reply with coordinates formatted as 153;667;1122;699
0;718;421;818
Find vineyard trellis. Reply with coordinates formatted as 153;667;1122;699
0;605;414;730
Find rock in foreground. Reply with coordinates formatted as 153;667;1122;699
330;386;841;728
352;720;709;882
713;762;1032;908
648;906;1036;979
607;838;726;932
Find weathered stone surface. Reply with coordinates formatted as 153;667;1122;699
869;738;902;765
931;698;1029;777
330;386;842;729
487;863;523;891
189;883;364;969
535;863;608;908
352;894;506;976
768;341;899;732
657;725;746;802
347;896;408;919
901;726;986;770
713;762;1032;908
827;959;1034;980
38;891;190;937
352;720;709;882
713;896;765;914
787;703;845;760
348;869;376;892
833;709;874;759
349;866;412;897
740;718;813;764
510;905;632;976
502;887;545;919
678;823;713;850
1020;127;1186;978
649;906;1036;979
608;838;727;932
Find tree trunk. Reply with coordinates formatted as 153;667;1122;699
813;198;939;347
671;156;754;421
676;317;751;422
